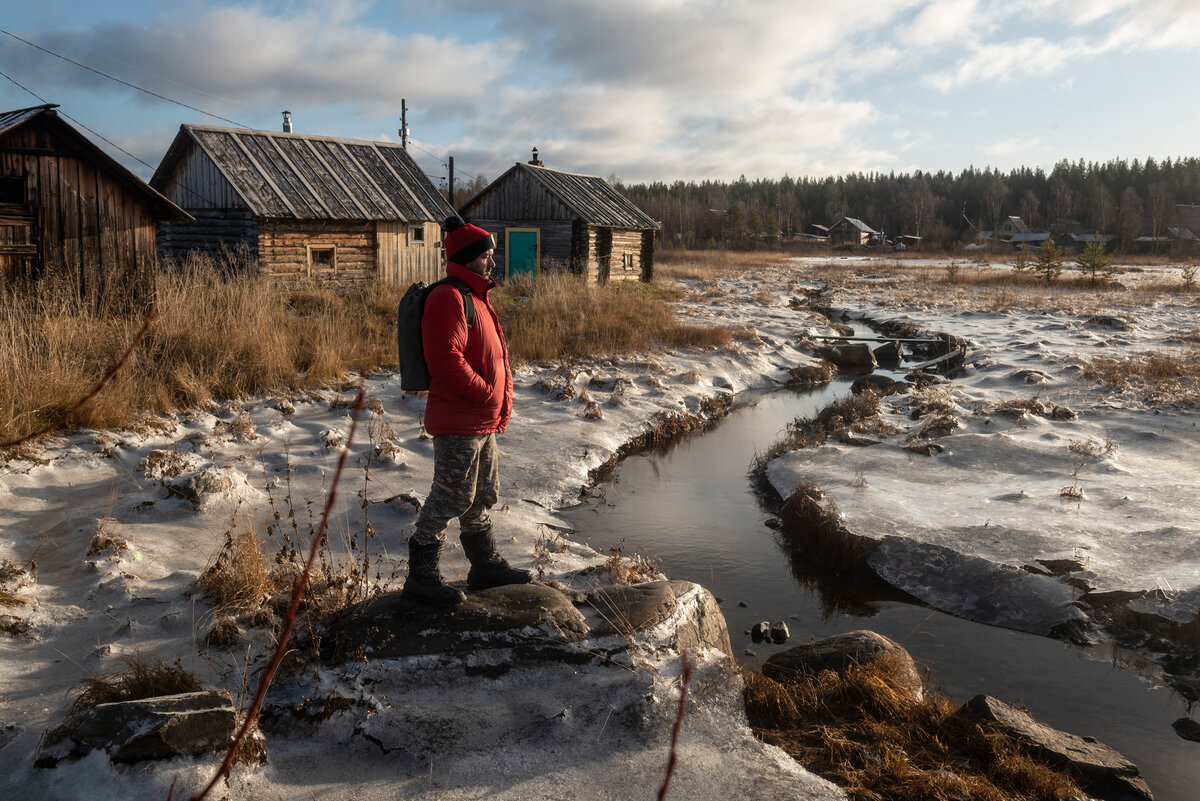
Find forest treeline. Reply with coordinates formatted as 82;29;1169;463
618;157;1200;251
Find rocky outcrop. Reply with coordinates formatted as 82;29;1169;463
37;690;237;767
325;580;731;676
964;694;1153;801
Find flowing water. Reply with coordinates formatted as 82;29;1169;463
561;383;1198;801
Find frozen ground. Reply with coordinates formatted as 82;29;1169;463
2;254;1196;799
769;256;1200;685
0;270;843;800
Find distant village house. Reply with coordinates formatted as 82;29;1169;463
150;119;455;287
827;216;882;248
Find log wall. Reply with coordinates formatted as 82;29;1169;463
258;219;376;285
0;122;157;308
157;210;258;266
467;218;574;279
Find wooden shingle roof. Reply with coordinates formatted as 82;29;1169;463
151;125;455;223
461;163;660;229
0;104;190;221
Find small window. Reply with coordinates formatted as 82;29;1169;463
308;245;337;273
409;225;426;244
623;253;634;270
0;176;24;205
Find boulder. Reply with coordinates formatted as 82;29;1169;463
813;343;876;374
325;583;590;667
585;580;731;656
761;630;923;702
325;580;732;673
850;374;904;396
37;690;236;767
964;694;1152;801
872;341;903;369
768;621;789;645
750;621;771;643
1172;717;1200;743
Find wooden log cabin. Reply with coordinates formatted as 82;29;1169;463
456;152;659;285
0;104;190;309
150;123;455;287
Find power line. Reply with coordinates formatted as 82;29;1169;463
409;139;479;183
0;26;249;128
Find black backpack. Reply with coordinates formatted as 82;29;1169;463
397;276;475;391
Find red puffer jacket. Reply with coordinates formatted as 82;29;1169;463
421;262;513;435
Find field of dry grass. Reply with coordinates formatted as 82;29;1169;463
1;260;737;444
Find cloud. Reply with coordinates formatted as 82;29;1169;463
894;0;986;48
0;4;517;118
922;36;1084;91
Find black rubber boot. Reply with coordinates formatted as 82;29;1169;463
403;539;466;607
460;529;533;589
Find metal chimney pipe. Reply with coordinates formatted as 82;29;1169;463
282;110;293;133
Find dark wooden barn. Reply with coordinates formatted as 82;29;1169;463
150;124;456;287
0;104;189;308
456;155;660;285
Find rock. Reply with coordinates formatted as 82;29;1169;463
37;690;236;767
769;621;789;645
325;580;731;673
750;621;771;643
166;468;234;503
850;374;903;396
872;341;903;369
587;580;731;656
964;695;1152;801
762;630;923;702
325;583;590;668
0;722;21;750
1172;717;1200;743
813;343;877;374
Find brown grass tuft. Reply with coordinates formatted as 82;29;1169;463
194;526;280;615
70;656;206;715
1081;349;1200;406
654;249;794;281
743;658;1083;801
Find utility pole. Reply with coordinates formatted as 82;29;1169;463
399;99;408;151
448;156;455;207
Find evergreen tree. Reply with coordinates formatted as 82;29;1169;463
1035;237;1064;283
1075;236;1115;286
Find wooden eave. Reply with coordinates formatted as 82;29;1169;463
0;104;192;222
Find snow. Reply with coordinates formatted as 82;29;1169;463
3;254;1197;799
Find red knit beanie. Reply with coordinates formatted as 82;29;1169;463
443;217;496;266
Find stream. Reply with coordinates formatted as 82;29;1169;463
561;381;1198;801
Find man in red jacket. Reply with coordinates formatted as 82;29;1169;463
404;217;532;606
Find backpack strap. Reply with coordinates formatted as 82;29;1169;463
438;276;475;331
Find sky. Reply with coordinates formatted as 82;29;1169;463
0;0;1198;189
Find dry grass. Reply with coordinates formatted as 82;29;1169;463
194;526;281;615
655;248;794;280
1080;349;1200;405
743;657;1083;801
1;265;405;443
69;656;206;715
497;272;731;364
756;391;887;464
800;258;1200;314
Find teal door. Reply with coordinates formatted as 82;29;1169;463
506;229;540;279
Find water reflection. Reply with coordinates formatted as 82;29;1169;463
561;383;1199;801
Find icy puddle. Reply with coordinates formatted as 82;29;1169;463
563;383;1199;801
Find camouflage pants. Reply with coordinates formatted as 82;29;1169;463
413;433;499;545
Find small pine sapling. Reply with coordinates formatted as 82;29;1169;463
1035;236;1064;284
1075;235;1115;286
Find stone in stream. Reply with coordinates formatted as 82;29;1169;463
769;621;790;645
964;694;1153;801
750;621;771;643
